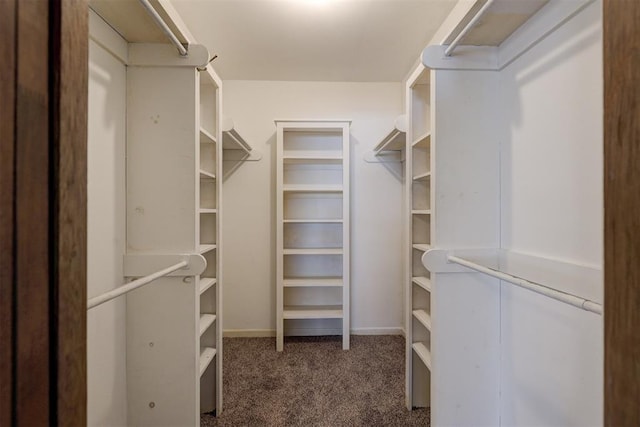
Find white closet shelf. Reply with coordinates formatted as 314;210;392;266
283;248;343;255
412;342;432;370
413;244;432;252
199;278;216;295
199;128;217;144
374;115;407;154
283;184;343;193
199;347;217;377
413;172;431;181
412;209;431;215
412;132;431;148
199;244;217;254
283;218;343;224
412;276;432;292
412;309;432;331
283;277;343;287
199;208;217;214
283;305;343;319
422;249;603;315
283;153;343;164
199;313;216;337
199;170;216;180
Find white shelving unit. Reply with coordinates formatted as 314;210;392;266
88;0;225;423
404;65;433;410
418;1;602;425
275;120;351;351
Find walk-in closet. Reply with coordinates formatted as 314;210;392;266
6;0;639;425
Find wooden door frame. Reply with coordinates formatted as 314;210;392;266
0;0;87;425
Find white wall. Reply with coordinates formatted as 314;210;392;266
498;1;603;425
87;18;128;426
221;80;405;335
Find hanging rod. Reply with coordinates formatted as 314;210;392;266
447;255;603;315
87;260;188;310
444;0;496;57
138;0;188;57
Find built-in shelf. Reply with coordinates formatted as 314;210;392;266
412;132;431;148
283;277;343;287
199;170;216;180
283;219;343;224
283;153;342;164
283;248;343;255
412;342;432;370
412;210;431;215
200;128;216;144
199;244;217;254
199;208;217;214
199;278;216;295
283;305;343;319
412;276;432;292
413;172;431;181
199;314;216;337
283;184;343;193
374;115;407;154
412;310;432;331
199;347;217;377
413;244;431;252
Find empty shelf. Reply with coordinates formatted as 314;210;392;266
199;170;216;180
199;208;217;214
412;132;431;148
199;278;216;294
199;347;216;377
413;244;431;252
199;244;217;254
283;305;343;319
413;172;431;181
412;342;432;370
412;209;431;215
200;128;216;144
283;218;343;224
283;277;343;287
283;184;343;193
199;314;216;336
374;130;406;153
283;248;343;255
412;276;432;292
412;309;432;331
283;153;342;164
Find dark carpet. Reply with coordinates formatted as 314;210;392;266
201;335;430;426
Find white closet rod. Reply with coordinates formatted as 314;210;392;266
87;260;188;310
447;255;603;315
138;0;188;57
444;0;496;57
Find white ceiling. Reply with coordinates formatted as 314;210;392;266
171;0;458;82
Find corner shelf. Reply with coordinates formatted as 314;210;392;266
374;115;407;154
221;116;262;161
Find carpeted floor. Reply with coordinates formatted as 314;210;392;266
201;335;429;426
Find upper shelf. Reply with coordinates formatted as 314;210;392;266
221;117;262;161
422;0;594;71
373;115;407;154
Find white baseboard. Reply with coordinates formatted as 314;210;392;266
223;327;404;338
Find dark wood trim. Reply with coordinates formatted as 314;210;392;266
0;0;16;425
604;0;640;425
51;0;88;424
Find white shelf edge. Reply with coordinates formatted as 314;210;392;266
412;309;432;331
199;169;216;180
199;347;217;377
413;172;431;181
282;305;344;319
283;185;343;193
199;244;217;254
412;276;432;292
412;342;432;370
283;219;343;224
199;277;216;295
412;132;431;147
199;313;216;337
199;208;217;214
412;244;431;252
283;278;343;287
411;210;431;215
199;128;217;144
283;248;343;255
